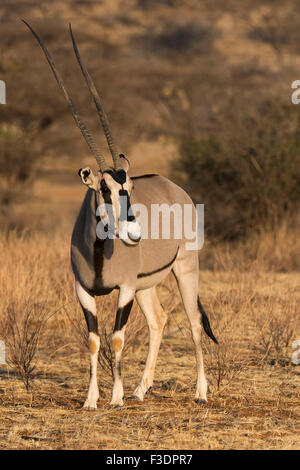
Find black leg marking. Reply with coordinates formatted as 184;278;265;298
82;307;98;334
113;300;134;332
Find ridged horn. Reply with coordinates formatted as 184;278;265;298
69;24;123;171
22;20;109;172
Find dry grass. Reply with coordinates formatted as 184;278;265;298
0;229;299;450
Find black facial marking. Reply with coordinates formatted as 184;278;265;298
119;189;135;223
119;190;128;223
100;179;111;195
103;169;127;185
117;362;122;376
113;300;134;332
114;170;127;185
78;168;82;176
119;189;128;197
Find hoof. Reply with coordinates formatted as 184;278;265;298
83;403;97;410
110;398;124;408
109;402;124;410
194;398;208;405
127;395;143;402
150;389;169;399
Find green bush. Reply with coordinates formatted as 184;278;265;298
173;103;300;240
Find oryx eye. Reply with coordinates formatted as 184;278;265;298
101;180;110;194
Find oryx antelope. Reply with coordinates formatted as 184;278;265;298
24;21;218;409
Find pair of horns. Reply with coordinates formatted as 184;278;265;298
23;20;123;172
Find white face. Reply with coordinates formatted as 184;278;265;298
79;167;141;245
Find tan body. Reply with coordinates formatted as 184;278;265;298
72;171;216;408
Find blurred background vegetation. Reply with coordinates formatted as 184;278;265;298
174;102;300;241
0;0;299;266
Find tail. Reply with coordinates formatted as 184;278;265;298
197;296;218;344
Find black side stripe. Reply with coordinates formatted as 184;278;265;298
131;174;158;180
137;247;179;279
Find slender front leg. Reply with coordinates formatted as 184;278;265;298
132;287;167;401
75;281;100;410
110;288;135;406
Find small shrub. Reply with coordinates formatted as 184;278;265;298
0;302;55;391
203;311;250;392
253;296;299;362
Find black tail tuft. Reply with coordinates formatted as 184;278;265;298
197;297;218;344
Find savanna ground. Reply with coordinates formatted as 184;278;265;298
0;226;299;450
0;0;300;450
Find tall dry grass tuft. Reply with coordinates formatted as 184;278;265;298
203;321;250;393
202;273;254;393
253;295;299;363
0;301;57;391
0;229;71;389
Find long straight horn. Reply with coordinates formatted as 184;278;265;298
22;20;109;172
69;24;122;171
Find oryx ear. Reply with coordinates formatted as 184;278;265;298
119;154;130;172
78;167;99;190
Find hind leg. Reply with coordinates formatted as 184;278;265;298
172;254;208;403
76;281;100;410
132;287;168;401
